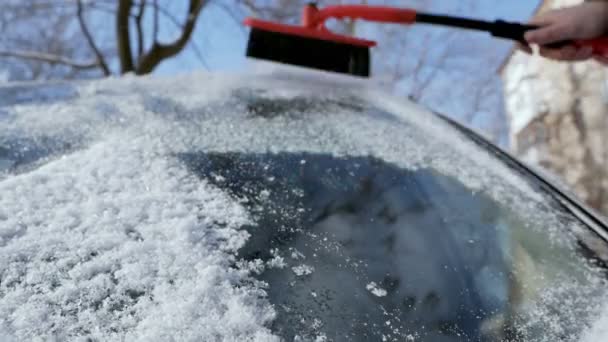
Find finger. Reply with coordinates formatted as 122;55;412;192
538;46;572;61
539;45;575;60
573;46;594;60
528;14;555;27
593;55;608;65
539;46;593;61
525;24;574;45
517;42;533;55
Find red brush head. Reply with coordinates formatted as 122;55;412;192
243;18;377;48
243;4;417;77
244;4;417;47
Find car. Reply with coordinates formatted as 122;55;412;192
1;66;608;342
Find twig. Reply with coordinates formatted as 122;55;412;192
135;0;146;59
76;0;208;72
136;0;206;74
76;0;111;76
153;0;159;43
147;0;208;68
0;49;99;69
187;37;209;69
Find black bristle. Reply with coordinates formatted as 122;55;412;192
246;28;371;77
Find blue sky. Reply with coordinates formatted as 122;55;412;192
155;2;249;75
156;1;539;75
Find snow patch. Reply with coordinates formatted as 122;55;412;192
366;282;388;297
291;265;315;277
290;248;306;260
0;73;280;341
0;138;278;341
580;305;608;342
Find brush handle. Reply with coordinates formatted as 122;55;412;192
313;5;417;25
307;6;608;58
303;5;608;58
490;20;533;43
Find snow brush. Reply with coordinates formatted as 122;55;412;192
244;3;608;77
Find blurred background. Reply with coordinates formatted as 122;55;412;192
1;0;607;216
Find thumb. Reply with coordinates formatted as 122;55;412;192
525;24;572;45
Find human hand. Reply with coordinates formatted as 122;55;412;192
522;2;608;62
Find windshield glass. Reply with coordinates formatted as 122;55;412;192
1;72;607;342
184;151;605;342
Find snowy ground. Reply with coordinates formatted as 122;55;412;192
1;70;608;341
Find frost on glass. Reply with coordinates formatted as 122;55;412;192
0;71;607;341
185;151;606;342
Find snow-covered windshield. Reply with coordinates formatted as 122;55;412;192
0;71;607;341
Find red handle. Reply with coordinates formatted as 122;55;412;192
577;37;608;58
305;5;417;28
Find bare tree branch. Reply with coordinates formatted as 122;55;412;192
153;0;159;43
135;0;146;59
91;0;208;70
88;2;121;16
464;75;494;124
236;0;298;20
187;37;209;69
3;0;209;78
77;0;111;76
117;0;134;73
149;1;184;29
408;32;455;102
146;1;208;69
136;0;206;74
0;49;99;69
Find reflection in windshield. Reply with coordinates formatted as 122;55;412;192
182;152;601;342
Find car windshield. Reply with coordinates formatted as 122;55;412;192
182;150;604;342
1;72;607;342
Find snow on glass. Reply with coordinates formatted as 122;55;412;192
0;69;607;341
291;265;315;277
366;282;388;298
